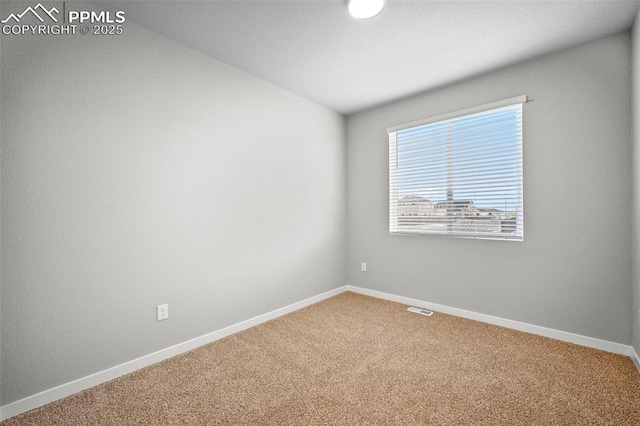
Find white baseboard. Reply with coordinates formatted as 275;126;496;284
346;285;635;357
0;286;348;421
631;346;640;373
2;284;635;421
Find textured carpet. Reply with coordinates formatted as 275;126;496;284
3;292;640;425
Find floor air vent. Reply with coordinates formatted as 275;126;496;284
407;306;434;316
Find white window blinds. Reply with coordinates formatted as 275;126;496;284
388;96;525;241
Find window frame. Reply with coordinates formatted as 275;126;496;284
388;96;526;241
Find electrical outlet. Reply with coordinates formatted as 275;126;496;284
157;304;169;321
361;262;367;272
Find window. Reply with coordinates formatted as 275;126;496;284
388;96;525;240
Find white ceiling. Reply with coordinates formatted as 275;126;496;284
99;0;640;115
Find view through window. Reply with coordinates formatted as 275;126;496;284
388;99;524;240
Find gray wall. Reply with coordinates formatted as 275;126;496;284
347;33;633;345
0;15;346;404
0;20;3;403
633;14;640;356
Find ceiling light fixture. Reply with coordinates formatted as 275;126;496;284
347;0;385;20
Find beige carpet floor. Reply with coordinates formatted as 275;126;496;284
3;291;640;425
